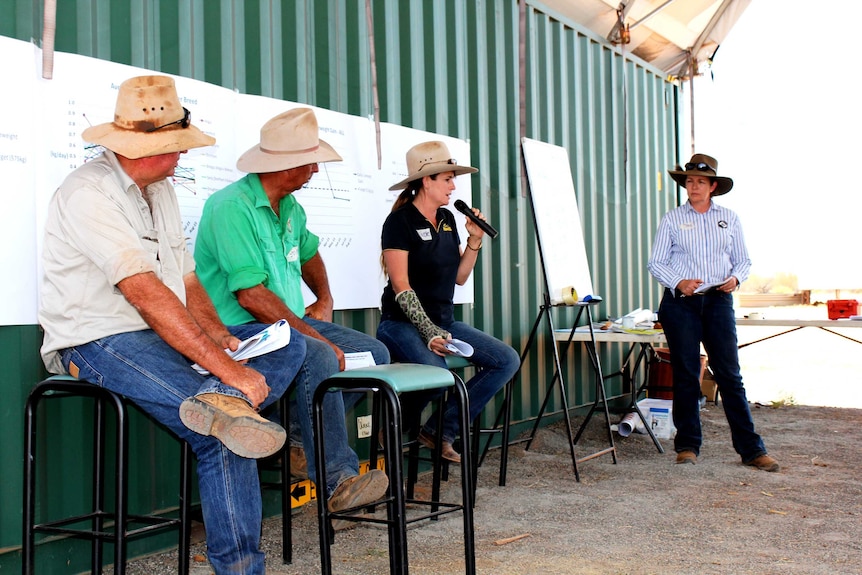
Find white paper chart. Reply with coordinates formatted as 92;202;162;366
0;36;475;324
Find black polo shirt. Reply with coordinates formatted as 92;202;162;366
380;202;461;326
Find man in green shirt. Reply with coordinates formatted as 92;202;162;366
195;107;390;517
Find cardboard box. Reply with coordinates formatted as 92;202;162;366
827;299;859;320
701;368;718;402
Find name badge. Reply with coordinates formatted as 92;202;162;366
286;246;299;262
417;228;432;241
680;222;695;231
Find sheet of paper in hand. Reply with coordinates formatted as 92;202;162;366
444;338;474;358
192;319;292;375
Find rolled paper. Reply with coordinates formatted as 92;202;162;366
618;412;637;437
562;286;578;305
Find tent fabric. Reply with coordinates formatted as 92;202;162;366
535;0;751;78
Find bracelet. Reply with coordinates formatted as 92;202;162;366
466;239;482;251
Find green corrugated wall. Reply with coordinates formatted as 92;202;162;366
0;0;679;571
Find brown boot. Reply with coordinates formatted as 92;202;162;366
745;454;780;472
289;445;308;480
328;469;390;531
418;430;461;463
675;450;697;465
180;393;286;459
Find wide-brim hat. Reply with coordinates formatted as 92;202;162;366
81;75;215;159
389;141;478;191
236;108;342;173
668;153;733;196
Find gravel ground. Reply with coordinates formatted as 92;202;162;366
121;400;862;575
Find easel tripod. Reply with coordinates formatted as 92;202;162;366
514;292;617;481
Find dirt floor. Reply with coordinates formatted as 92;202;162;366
124;399;862;575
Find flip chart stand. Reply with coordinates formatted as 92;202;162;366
515;294;617;481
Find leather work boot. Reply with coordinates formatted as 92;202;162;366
418;429;461;463
180;393;286;459
675;450;697;465
745;454;780;472
327;469;389;530
290;445;308;481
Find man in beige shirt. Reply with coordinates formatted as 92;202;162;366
39;75;308;574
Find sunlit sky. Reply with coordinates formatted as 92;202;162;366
683;0;862;289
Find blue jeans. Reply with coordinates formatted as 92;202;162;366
60;324;305;575
658;288;767;462
376;319;520;444
288;317;391;495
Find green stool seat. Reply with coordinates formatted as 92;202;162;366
444;355;473;370
325;363;456;393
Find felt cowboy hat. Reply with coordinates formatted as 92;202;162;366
81;75;215;159
236;108;342;173
389;141;478;191
668;153;734;196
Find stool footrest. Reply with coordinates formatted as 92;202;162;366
34;513;183;540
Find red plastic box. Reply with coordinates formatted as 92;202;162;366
827;299;859;320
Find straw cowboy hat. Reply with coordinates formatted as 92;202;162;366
81;75;215;159
389;141;478;191
668;153;734;196
236;108;342;173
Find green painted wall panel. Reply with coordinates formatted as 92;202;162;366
1;0;679;570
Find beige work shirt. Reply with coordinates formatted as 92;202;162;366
39;150;195;373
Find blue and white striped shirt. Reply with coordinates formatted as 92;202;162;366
647;201;751;293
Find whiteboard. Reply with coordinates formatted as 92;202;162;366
521;137;595;305
0;36;474;324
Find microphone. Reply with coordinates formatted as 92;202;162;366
453;200;499;239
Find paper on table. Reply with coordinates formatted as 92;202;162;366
344;351;376;370
192;319;292;375
444;338;474;358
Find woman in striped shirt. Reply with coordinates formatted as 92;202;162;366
648;154;779;473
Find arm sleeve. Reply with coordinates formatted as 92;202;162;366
395;289;450;347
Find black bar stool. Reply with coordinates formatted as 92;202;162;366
312;364;475;575
22;375;193;575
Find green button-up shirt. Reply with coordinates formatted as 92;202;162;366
195;173;319;325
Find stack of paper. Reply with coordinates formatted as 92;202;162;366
192;319;292;375
444;339;474;358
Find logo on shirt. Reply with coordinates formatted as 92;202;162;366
417;228;433;241
717;220;728;228
286;246;299;262
442;223;452;232
286;217;293;234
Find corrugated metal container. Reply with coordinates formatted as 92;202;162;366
1;0;679;570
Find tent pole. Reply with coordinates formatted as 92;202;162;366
688;53;696;156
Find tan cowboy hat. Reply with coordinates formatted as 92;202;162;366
81;75;215;159
389;141;478;191
668;153;734;196
236;108;342;173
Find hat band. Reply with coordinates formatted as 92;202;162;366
418;158;457;171
260;144;321;155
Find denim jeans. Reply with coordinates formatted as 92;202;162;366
658;288;767;461
60;323;305;575
376;319;520;444
288;317;391;496
290;317;389;444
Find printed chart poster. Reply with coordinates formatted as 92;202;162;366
0;37;39;324
2;36;474;324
